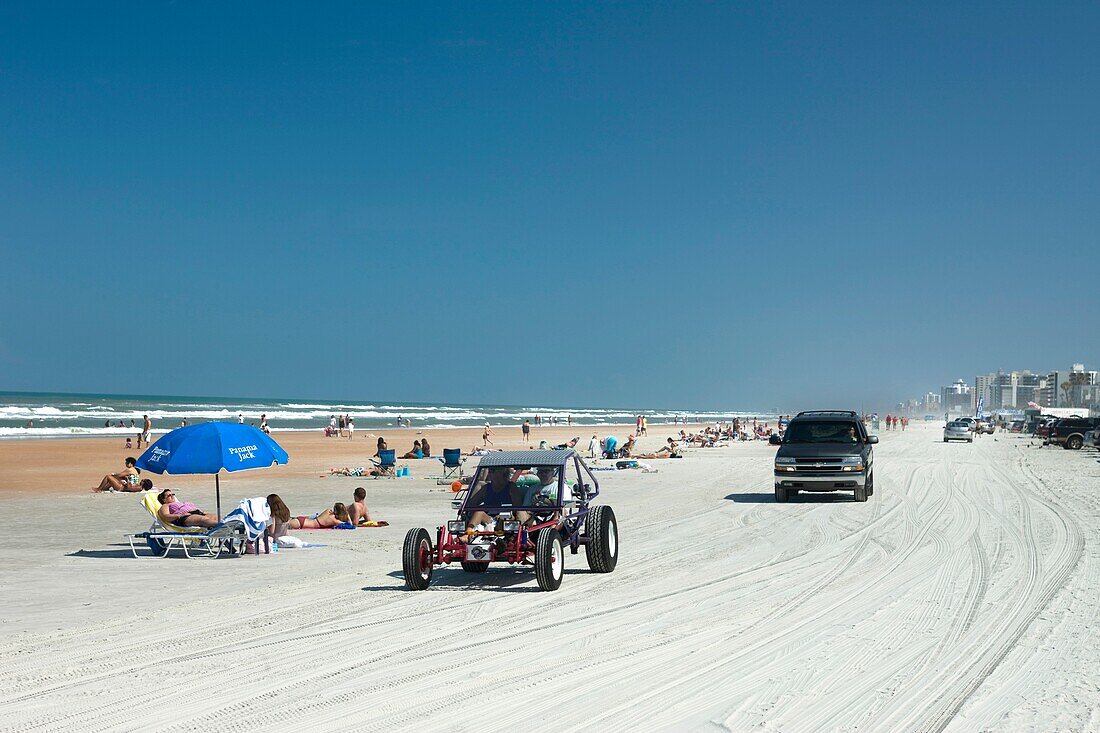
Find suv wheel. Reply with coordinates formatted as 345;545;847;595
865;470;874;496
774;484;788;503
1066;435;1083;450
853;483;868;502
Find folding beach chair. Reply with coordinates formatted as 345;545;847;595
125;490;245;558
436;448;464;484
371;449;397;478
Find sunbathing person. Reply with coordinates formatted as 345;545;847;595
290;502;350;529
349;486;372;525
420;438;431;457
330;466;367;476
401;440;424;459
157;489;220;528
93;456;142;492
635;438;681;459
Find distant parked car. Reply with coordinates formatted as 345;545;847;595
955;417;978;433
1048;417;1100;450
943;421;973;443
1034;418;1058;440
1009;420;1024;433
977;420;995;435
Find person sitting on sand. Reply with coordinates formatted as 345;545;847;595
349;486;372;525
290;502;350;530
464;467;521;535
619;435;636;458
93;457;142;492
401;440;424;459
374;437;388;457
267;494;292;540
157;489;220;528
420;438;431;457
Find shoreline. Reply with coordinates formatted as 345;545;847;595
0;422;706;495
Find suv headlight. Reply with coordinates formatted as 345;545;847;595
840;456;862;463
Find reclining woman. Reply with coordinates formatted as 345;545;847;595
157;489;220;528
93;456;142;492
290;502;350;529
635;438;681;459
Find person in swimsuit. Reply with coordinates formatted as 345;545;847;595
267;494;292;540
348;487;372;525
290;502;350;530
401;440;423;459
420;438;431;457
93;457;141;493
464;466;520;534
157;489;219;528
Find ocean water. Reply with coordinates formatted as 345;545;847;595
0;391;769;439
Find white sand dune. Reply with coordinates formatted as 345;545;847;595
1;423;1098;731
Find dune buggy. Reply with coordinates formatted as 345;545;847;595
402;449;618;591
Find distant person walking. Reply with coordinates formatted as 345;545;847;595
483;422;494;447
260;413;270;434
588;435;599;459
138;414;151;449
238;413;244;424
346;416;354;440
641;416;648;436
522;419;531;443
338;414;347;438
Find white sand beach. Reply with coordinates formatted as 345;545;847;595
1;422;1098;731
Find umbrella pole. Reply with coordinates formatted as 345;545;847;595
216;473;221;521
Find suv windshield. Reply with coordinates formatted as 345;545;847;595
784;421;860;444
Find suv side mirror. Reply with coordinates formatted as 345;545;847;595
866;435;879;444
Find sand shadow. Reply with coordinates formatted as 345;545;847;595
725;492;858;504
68;543;242;560
67;547;139;559
380;566;589;593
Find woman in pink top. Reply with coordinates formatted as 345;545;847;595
157;489;219;528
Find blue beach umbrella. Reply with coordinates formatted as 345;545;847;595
135;422;289;519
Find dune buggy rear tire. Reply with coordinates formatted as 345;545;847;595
460;561;489;573
585;505;618;573
402;528;434;590
535;528;564;591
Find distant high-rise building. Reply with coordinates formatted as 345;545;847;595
941;379;972;416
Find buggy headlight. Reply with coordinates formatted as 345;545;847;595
502;520;520;532
447;520;466;534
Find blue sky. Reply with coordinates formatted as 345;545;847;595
1;2;1097;411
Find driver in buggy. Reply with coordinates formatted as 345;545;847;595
463;466;530;536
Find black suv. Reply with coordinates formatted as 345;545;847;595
1047;417;1100;450
774;411;878;502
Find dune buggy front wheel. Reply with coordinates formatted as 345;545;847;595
403;528;434;590
536;529;564;591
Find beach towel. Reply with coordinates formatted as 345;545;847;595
223;497;271;542
359;520;389;527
